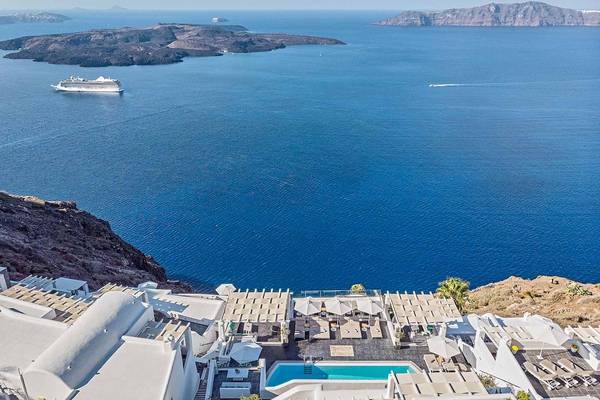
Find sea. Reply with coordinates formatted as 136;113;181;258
1;10;599;292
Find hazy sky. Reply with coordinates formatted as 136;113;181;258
2;0;600;10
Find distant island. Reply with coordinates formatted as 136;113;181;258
376;1;600;27
0;23;344;67
0;12;70;25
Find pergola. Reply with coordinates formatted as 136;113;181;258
221;289;292;344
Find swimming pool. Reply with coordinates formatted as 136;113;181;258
266;361;415;388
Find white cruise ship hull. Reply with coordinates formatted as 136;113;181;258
51;84;123;93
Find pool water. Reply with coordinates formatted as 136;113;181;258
266;362;414;387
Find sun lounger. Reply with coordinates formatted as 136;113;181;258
312;318;331;340
442;359;458;372
449;381;470;394
523;361;561;390
416;383;437;396
424;354;443;373
539;359;579;387
557;358;598;386
464;381;487;395
340;319;362;339
370;319;383;339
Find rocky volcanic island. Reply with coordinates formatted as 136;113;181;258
0;12;70;25
376;1;600;27
0;23;345;67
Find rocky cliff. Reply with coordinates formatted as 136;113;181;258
0;192;190;292
0;23;344;67
376;1;600;27
0;12;70;25
465;275;600;327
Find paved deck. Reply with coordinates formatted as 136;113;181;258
518;349;600;398
260;320;466;372
210;370;261;400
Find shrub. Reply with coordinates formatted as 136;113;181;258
516;390;530;400
565;283;592;297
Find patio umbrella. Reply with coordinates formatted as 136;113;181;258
324;298;353;316
294;297;321;316
229;341;262;364
216;283;236;296
427;335;460;360
355;298;384;315
525;316;569;347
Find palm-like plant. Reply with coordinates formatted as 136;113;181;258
436;277;470;313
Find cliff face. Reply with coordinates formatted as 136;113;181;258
0;192;190;292
465;275;600;327
376;1;600;27
0;23;344;67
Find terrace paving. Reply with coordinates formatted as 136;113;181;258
517;349;600;398
260;320;467;371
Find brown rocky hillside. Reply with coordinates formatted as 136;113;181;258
465;275;600;327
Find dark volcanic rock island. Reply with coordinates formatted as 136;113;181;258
0;192;191;292
0;12;70;25
376;1;600;27
0;23;345;67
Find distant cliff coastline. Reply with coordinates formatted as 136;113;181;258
376;1;600;27
0;12;70;25
0;23;345;67
0;192;190;292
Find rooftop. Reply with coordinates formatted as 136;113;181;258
387;291;461;327
222;289;291;323
73;339;176;400
518;349;600;398
0;283;92;324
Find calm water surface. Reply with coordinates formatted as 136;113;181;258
1;11;599;290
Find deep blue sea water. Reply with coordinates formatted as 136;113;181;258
1;11;599;291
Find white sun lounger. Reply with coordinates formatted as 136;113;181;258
523;361;561;390
557;358;598;386
370;318;383;339
424;354;443;373
539;359;579;388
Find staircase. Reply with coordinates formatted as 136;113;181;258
304;361;313;375
194;365;208;400
194;379;208;400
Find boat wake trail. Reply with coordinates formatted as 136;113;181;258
428;83;467;88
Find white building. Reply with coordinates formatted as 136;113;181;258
0;279;199;400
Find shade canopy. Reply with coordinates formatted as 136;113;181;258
355;298;384;315
324;298;353;316
427;335;461;359
526;317;570;347
216;283;237;296
229;341;262;364
294;297;321;316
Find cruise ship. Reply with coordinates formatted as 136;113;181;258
52;76;123;93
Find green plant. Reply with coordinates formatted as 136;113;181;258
436;277;470;313
516;390;530;400
350;283;366;294
565;283;592;297
240;395;260;400
477;374;495;388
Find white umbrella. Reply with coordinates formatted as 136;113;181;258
355;298;384;315
427;335;461;360
525;316;569;347
229;341;262;364
294;297;321;316
216;283;236;296
324;298;353;316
